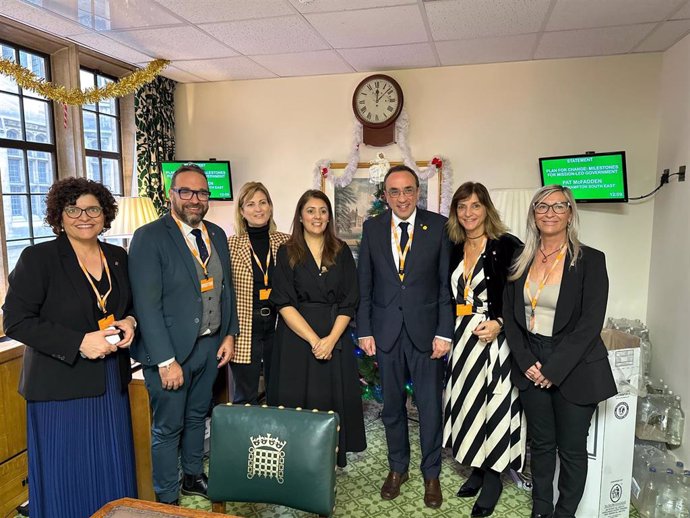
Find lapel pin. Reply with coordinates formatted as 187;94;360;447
422;225;428;230
114;261;119;266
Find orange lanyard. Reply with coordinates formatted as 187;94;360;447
525;245;566;331
77;248;112;314
172;215;212;276
249;242;271;288
462;238;486;303
392;219;414;281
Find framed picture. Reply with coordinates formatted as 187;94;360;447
321;161;441;261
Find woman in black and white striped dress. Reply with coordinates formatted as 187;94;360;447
442;182;526;518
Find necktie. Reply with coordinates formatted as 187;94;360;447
191;228;209;263
399;221;409;253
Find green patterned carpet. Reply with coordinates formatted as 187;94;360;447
179;401;641;517
11;401;640;517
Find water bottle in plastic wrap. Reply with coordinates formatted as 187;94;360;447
638;466;659;517
648;378;666;395
667;396;685;448
656;468;679;518
679;472;690;518
632;442;675;508
637;395;671;442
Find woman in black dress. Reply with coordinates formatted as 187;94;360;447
269;189;366;468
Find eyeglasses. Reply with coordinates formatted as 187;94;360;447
387;187;417;199
64;206;103;218
533;201;570;214
171;188;211;201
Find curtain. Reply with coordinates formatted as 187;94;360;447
489;188;537;242
134;76;176;216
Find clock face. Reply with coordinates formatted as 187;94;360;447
353;76;402;126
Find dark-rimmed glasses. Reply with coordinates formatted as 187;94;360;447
171;188;211;201
64;206;103;218
533;201;570;214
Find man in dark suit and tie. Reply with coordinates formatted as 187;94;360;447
357;165;453;509
129;164;239;505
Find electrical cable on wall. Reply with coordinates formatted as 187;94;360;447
629;167;685;201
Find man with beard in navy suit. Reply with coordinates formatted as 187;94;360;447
129;164;238;505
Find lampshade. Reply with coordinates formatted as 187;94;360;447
106;196;159;238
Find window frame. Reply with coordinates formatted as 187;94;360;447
80;66;124;196
0;39;58;281
0;24;138;336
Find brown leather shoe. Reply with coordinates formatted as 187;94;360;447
380;471;409;500
424;478;443;508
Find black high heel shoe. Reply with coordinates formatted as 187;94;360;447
471;485;502;517
456;480;481;498
471;471;503;517
457;467;484;498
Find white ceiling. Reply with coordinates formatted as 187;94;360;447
1;0;689;83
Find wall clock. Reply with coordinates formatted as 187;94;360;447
352;74;403;147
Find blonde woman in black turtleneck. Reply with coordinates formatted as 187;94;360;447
227;182;289;403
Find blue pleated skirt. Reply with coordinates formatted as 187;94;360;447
26;354;137;518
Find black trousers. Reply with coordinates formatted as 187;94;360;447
520;333;596;518
231;307;276;404
377;325;445;479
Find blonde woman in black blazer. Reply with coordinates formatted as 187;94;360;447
2;178;137;518
228;182;289;403
503;185;616;518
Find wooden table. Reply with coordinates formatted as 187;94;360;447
91;498;241;517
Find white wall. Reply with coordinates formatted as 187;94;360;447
647;34;690;460
175;53;662;321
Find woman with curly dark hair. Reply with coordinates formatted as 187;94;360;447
2;177;137;518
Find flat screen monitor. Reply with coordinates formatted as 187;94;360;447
539;151;628;203
160;160;233;201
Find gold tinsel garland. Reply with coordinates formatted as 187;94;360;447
0;58;170;105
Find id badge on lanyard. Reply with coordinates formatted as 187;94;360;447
250;242;272;300
201;277;215;292
457;240;485;318
456;304;473;316
98;313;115;330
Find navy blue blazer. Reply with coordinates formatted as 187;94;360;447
128;213;239;367
503;246;617;405
356;208;453;353
3;233;133;401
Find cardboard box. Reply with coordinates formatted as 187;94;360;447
553;334;640;518
602;329;642;395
